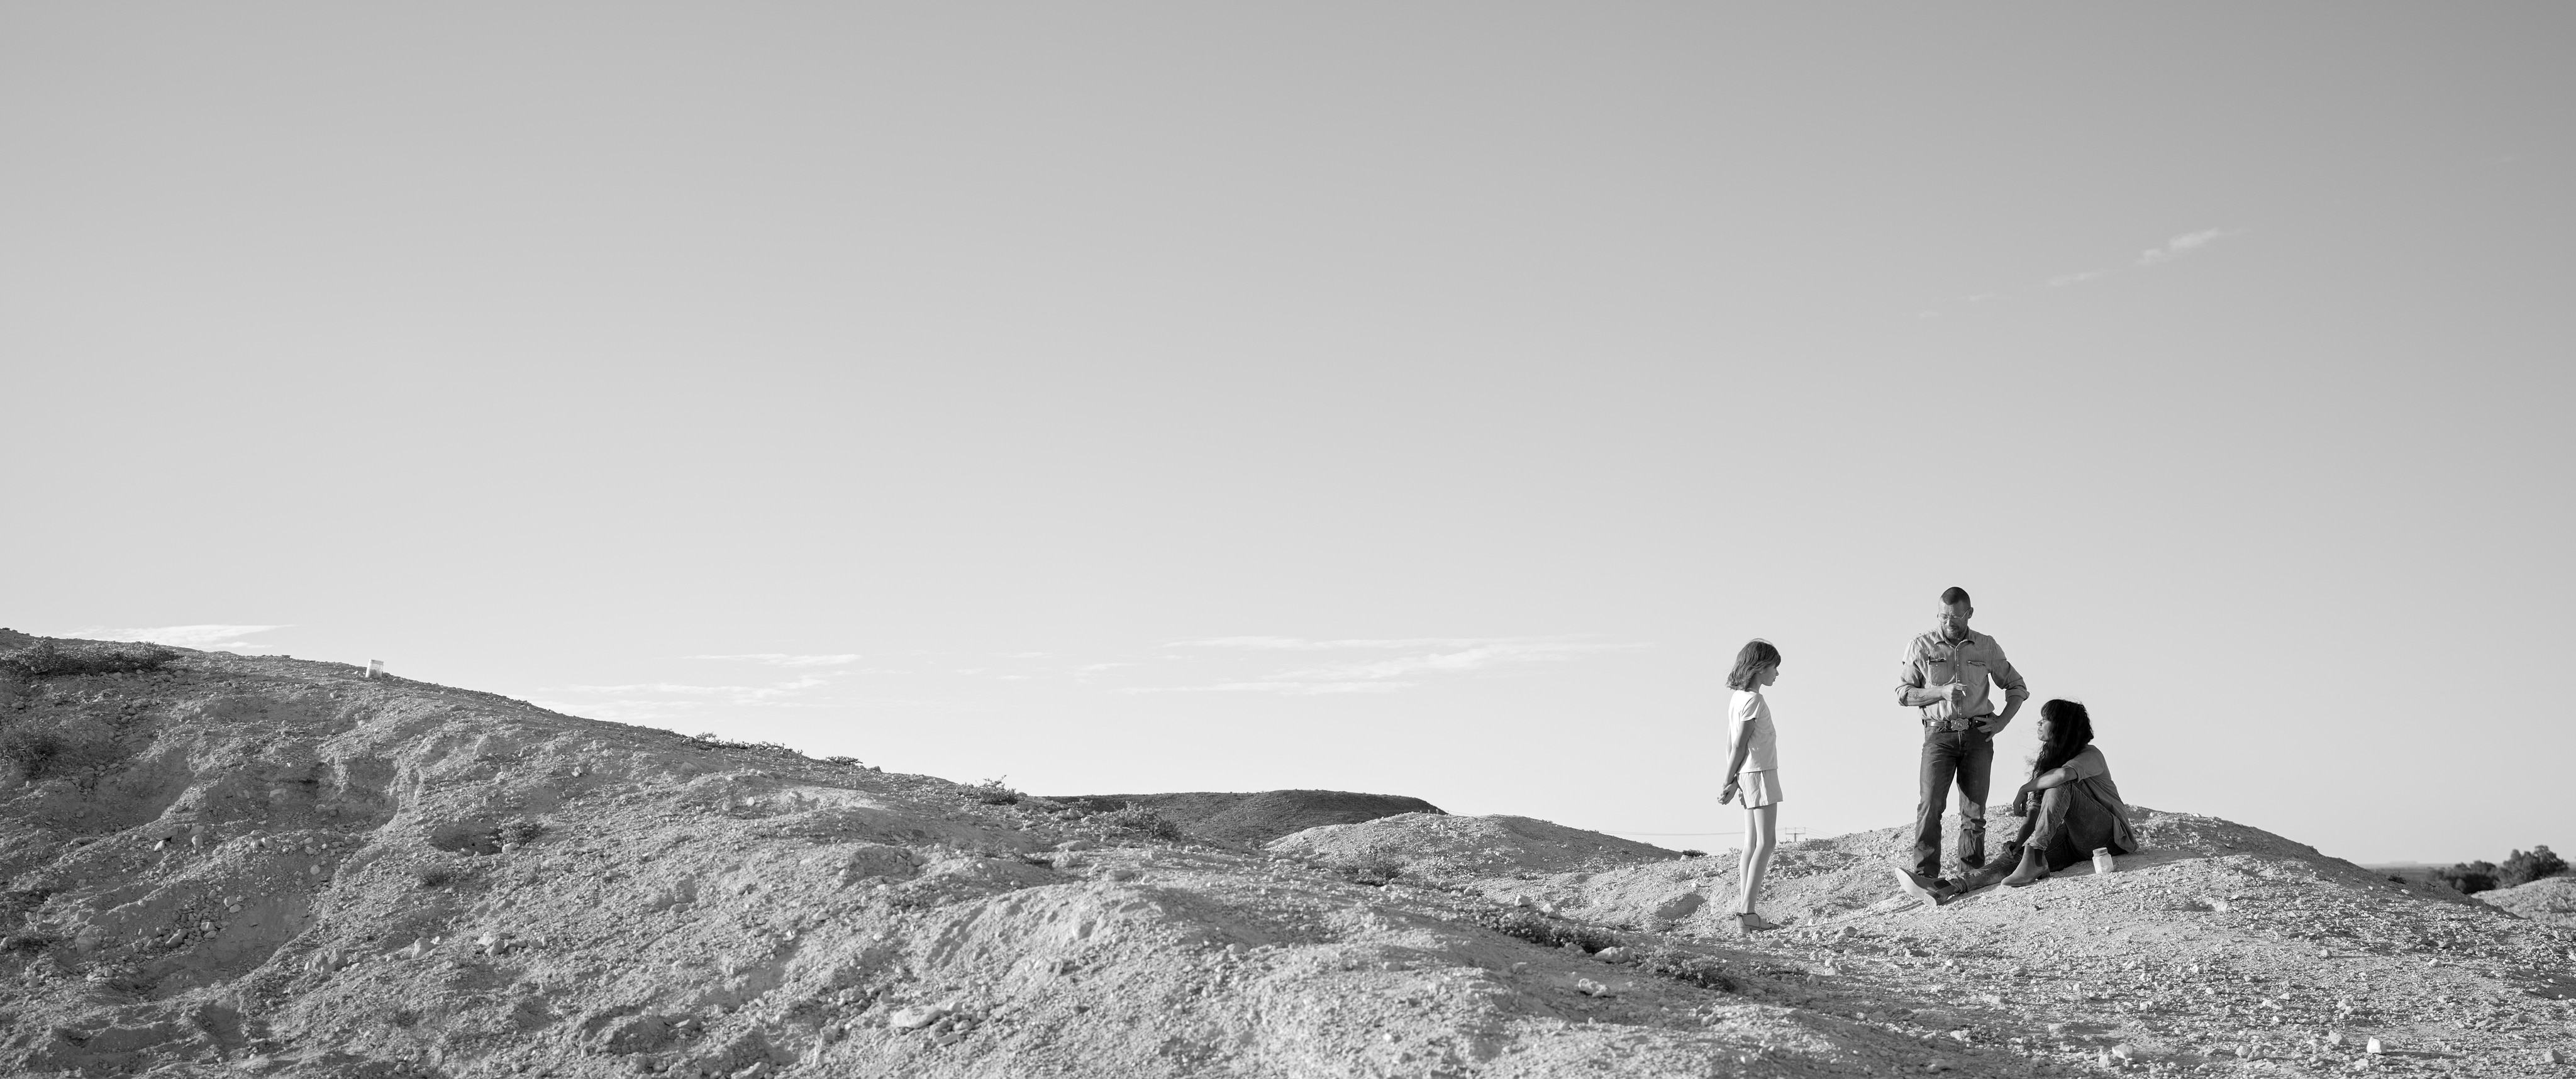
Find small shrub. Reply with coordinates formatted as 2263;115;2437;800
968;778;1021;805
414;865;457;889
494;817;544;846
0;639;177;679
1331;856;1406;887
0;930;64;954
2499;846;2568;888
1475;908;1621;954
0;888;55;923
1635;945;1738;992
824;755;863;766
1679;849;1708;858
1097;805;1185;842
0;717;131;785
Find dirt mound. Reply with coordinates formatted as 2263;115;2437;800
4;638;2570;1077
1051;789;1443;846
1270;813;1680;878
2482;875;2576;926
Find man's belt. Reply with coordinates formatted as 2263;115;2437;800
1926;713;1994;733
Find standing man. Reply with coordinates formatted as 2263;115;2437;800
1896;587;2029;889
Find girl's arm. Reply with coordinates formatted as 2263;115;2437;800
1719;718;1755;802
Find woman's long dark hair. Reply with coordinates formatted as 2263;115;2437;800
1724;639;1780;692
2032;698;2096;773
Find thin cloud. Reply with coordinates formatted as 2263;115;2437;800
1133;636;1638;695
65;624;290;652
1171;636;1526;650
2046;269;2111;289
2136;228;2232;267
1125;680;1416;696
685;653;862;667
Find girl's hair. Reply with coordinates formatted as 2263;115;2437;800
1724;639;1781;692
2033;698;2096;773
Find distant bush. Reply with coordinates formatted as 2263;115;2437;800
0;639;177;680
823;755;862;766
2438;846;2568;894
1475;908;1621;954
414;865;457;889
1096;804;1186;842
968;777;1021;805
494;817;545;847
2436;861;2500;895
2499;846;2568;888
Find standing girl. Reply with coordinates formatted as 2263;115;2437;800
1719;639;1784;932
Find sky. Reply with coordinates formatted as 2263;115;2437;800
4;4;2569;865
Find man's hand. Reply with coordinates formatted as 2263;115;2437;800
1941;682;1969;705
1976;717;2008;735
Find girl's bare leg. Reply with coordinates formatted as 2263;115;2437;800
1736;802;1779;919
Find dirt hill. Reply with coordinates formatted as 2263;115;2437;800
2;639;2572;1078
1046;791;1445;848
2484;877;2576;929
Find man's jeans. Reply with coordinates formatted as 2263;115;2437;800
1914;726;1994;880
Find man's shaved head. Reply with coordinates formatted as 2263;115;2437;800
1940;586;1971;607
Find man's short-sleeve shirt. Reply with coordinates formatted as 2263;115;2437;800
1896;629;2028;728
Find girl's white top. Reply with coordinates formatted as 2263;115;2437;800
1729;689;1777;773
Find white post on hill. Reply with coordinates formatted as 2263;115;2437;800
366;660;384;679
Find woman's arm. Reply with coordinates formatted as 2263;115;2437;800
2019;765;2077;794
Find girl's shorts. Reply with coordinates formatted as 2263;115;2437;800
1737;769;1784;809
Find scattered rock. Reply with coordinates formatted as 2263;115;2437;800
1575;978;1614;997
887;1005;948;1031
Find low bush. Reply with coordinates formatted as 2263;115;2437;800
968;777;1021;805
414;865;457;889
1635;945;1738;992
0;930;64;954
823;755;863;766
1330;856;1406;887
494;817;545;847
1096;804;1186;842
1475;908;1621;954
0;888;53;924
0;639;177;680
0;716;131;785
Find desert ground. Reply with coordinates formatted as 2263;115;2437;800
2;636;2570;1077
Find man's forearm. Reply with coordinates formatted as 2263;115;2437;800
1896;686;1946;708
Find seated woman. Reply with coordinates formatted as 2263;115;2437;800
1896;698;2136;901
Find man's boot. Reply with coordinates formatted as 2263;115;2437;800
2001;844;2051;888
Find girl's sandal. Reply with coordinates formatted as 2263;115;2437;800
1734;910;1782;932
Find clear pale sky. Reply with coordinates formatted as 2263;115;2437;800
6;5;2568;864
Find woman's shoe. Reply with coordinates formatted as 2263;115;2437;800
1735;910;1782;932
2001;844;2052;887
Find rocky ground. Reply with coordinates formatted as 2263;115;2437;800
1;639;2570;1078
